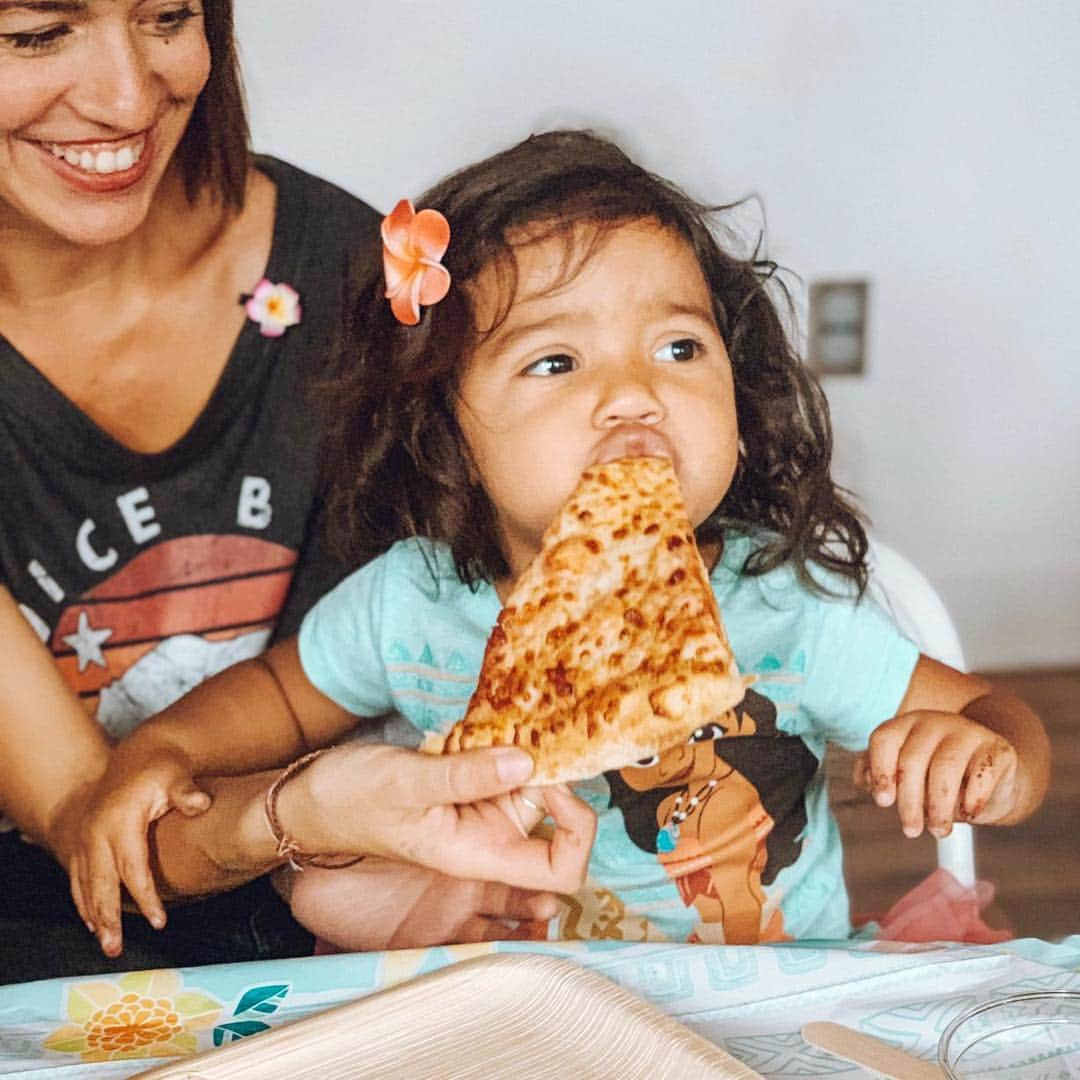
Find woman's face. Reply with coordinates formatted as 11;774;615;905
0;1;211;247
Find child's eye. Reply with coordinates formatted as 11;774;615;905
654;339;700;363
522;354;576;377
0;24;72;53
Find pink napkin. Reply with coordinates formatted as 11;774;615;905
860;867;1013;944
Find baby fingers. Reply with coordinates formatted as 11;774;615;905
874;710;1021;839
891;720;956;837
115;825;166;932
958;737;1018;822
80;838;125;957
922;732;983;837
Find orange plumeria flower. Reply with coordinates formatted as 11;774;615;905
381;199;451;325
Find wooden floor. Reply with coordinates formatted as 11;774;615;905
830;668;1080;941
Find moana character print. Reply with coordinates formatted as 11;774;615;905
606;688;818;944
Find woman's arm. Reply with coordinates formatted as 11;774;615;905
149;742;595;898
0;588;110;864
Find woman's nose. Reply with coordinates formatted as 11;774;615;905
71;28;156;132
593;364;666;427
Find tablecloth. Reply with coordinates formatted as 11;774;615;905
1;935;1078;1077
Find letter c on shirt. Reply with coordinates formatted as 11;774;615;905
76;520;118;572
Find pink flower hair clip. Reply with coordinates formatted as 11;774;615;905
381;199;451;325
243;279;302;338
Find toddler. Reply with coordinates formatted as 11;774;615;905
74;130;1049;948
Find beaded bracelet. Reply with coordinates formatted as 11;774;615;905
263;749;366;871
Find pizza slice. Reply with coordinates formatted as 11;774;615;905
424;455;747;785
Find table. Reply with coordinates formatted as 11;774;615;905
2;936;1078;1077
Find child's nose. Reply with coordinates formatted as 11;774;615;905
593;366;666;427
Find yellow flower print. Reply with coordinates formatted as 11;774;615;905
43;970;222;1063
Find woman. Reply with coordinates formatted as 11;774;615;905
0;0;592;982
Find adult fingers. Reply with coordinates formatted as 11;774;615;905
411;747;536;808
493;787;552;837
492;792;530;838
476;882;559;922
442;785;594;894
532;783;596;892
516;786;550;830
438;915;512;945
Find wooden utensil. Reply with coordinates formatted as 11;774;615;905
801;1021;945;1079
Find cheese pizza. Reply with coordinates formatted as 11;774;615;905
425;456;747;784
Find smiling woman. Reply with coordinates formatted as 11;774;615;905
0;0;228;246
0;0;597;986
0;0;375;980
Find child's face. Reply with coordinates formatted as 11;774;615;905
456;220;739;581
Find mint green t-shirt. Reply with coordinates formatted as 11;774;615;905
298;534;919;943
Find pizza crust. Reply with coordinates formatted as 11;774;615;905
424;456;746;784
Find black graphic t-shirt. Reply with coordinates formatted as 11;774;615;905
0;157;379;740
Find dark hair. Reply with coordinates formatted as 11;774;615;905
322;129;868;594
175;0;250;209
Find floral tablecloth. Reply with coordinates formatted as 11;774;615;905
1;936;1078;1077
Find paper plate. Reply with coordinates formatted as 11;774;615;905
137;953;760;1078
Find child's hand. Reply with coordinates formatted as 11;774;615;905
68;742;211;958
855;710;1020;839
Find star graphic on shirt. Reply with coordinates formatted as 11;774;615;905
62;610;113;673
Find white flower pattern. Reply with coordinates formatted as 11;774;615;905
244;279;301;337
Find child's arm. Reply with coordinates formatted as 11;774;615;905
857;655;1050;839
70;637;356;955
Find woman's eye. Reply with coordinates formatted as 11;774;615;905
144;3;200;36
1;24;72;53
654;339;700;363
523;354;575;377
688;724;724;743
632;754;659;768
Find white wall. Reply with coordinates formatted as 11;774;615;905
236;1;1080;670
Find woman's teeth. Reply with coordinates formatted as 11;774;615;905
46;137;145;175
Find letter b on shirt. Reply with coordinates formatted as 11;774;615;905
238;476;272;530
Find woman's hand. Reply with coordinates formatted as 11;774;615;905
277;743;596;895
855;710;1020;838
68;741;211;958
284;858;560;951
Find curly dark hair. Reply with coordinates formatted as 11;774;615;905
321;129;868;595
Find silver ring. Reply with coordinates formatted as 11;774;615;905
518;794;541;812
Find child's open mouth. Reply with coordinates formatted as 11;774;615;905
591;424;674;466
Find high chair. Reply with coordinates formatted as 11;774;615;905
866;539;977;887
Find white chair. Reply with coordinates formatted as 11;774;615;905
866;539;977;887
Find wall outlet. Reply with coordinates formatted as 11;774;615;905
808;280;869;375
